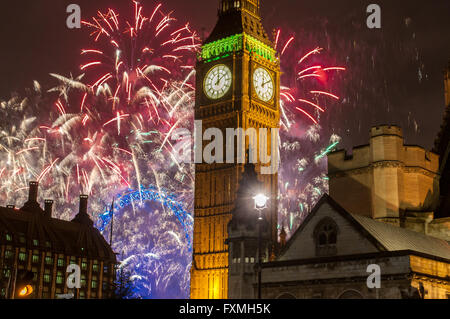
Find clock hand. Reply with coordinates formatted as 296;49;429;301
216;74;226;86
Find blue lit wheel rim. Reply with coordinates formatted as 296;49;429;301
96;185;193;250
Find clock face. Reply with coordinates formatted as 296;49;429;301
204;64;232;99
253;67;274;102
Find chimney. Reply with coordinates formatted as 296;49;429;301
21;181;42;212
28;181;39;202
79;195;88;215
44;200;54;218
72;195;94;226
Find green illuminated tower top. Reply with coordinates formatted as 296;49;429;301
207;0;270;45
201;0;276;62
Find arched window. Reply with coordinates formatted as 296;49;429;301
338;289;364;299
313;217;338;256
277;292;296;299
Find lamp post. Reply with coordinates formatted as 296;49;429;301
253;193;268;300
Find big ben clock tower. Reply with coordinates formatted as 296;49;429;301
190;0;280;299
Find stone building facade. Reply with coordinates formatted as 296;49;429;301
328;125;448;241
259;195;450;299
434;63;450;218
228;124;450;299
0;182;116;299
223;55;450;298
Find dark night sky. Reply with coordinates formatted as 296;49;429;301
0;0;449;150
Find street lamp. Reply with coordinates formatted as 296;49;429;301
253;193;268;299
254;194;269;212
11;270;34;299
18;285;33;298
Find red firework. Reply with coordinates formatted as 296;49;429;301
275;30;346;126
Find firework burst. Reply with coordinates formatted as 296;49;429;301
275;30;346;237
0;3;346;299
0;1;200;299
38;2;201;205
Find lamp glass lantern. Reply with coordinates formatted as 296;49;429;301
253;194;268;211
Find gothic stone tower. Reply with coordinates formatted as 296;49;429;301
190;0;280;299
434;62;450;218
226;162;271;299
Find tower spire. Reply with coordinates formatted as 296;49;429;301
206;0;271;46
220;0;260;16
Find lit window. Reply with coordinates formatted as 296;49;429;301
43;274;51;283
56;271;64;285
32;254;39;263
5;234;12;241
5;250;13;259
45;255;53;265
18;252;27;262
81;262;87;270
3;269;11;278
33;239;39;246
93;263;99;272
92;280;98;289
57;258;64;267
